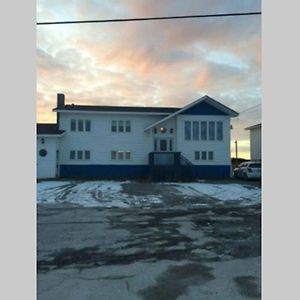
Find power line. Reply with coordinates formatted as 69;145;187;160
239;103;261;114
37;11;261;26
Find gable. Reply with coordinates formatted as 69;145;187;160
179;101;227;115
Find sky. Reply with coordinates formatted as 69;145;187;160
37;0;261;159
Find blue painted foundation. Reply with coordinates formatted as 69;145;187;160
60;164;231;180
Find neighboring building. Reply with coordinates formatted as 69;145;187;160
37;94;239;180
245;123;261;161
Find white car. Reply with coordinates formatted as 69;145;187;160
233;161;261;180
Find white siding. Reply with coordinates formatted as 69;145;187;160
176;115;231;165
58;113;168;165
250;127;261;160
37;137;58;179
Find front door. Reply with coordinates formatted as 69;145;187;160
154;138;173;152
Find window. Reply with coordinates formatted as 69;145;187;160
71;119;76;131
208;151;214;160
209;121;215;140
39;149;47;157
192;121;199;140
125;151;131;160
194;151;200;160
84;150;90;160
169;139;173;151
77;150;83;160
217;122;223;140
118;151;124;160
125;120;131;132
201;121;207;140
154;139;158;151
78;120;84;132
70;150;75;160
201;151;207;160
160;139;167;151
41;138;45;144
153;128;157;134
185;121;191;140
118;120;124;132
111;120;117;132
85;120;91;132
111;151;117;160
170;128;174;134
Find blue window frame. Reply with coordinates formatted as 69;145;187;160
192;121;199;140
217;121;223;140
118;121;124;132
70;120;76;131
209;122;215;140
111;120;117;132
125;120;131;132
201;121;207;140
70;150;75;160
78;120;84;132
85;120;91;132
185;121;191;140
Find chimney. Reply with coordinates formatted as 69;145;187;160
57;93;65;108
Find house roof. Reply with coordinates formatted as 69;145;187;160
37;123;65;135
245;123;261;130
144;95;239;131
53;104;180;114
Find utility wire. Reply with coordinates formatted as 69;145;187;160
37;12;261;26
239;103;261;114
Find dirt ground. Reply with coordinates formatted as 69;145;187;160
37;180;261;300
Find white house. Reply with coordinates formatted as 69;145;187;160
245;123;262;161
37;94;238;180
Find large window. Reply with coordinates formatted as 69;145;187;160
77;150;83;160
112;120;131;133
217;121;223;140
111;150;131;160
201;121;207;140
192;121;199;140
71;120;91;132
208;151;214;160
209;122;215;140
184;121;191;140
84;150;90;160
70;150;90;160
70;150;75;160
194;151;214;161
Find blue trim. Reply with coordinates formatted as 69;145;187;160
180;101;227;115
60;164;231;180
189;165;231;179
60;164;150;179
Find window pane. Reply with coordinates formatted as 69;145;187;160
217;121;223;140
192;121;199;140
194;151;200;160
85;120;91;132
77;151;83;160
84;150;90;160
71;119;76;131
125;151;131;160
111;120;117;132
78;120;84;132
201;122;207;140
125;120;131;132
118;120;124;132
118;151;124;160
201;151;207;160
208;151;214;160
70;150;75;160
111;151;116;160
160;140;167;151
209;122;215;140
184;121;191;140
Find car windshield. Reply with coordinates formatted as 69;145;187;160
249;163;261;168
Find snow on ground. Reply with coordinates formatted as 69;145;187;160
37;181;162;208
170;182;261;203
